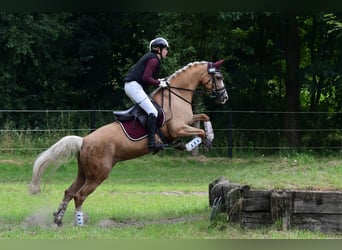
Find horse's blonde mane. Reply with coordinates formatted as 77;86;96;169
168;61;208;80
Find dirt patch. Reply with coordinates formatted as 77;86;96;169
21;210;204;229
98;214;204;228
194;155;210;163
109;191;207;196
0;159;24;166
159;191;207;196
22;206;58;228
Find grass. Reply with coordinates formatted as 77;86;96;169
0;152;342;239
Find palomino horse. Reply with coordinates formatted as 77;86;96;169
29;60;228;226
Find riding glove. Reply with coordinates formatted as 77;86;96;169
159;79;168;88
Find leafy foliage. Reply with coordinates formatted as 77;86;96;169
0;12;341;150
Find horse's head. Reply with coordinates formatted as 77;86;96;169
202;60;229;104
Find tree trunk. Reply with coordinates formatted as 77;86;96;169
284;13;301;147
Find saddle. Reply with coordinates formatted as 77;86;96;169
113;100;166;141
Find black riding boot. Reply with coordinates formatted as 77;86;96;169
147;114;164;152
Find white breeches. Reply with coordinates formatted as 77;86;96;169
124;81;158;117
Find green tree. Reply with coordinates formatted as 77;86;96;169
0;12;341;151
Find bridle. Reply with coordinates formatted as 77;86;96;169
205;62;226;99
162;62;225;105
159;62;226;120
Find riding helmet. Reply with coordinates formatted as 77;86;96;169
149;37;169;51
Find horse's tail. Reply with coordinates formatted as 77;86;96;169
29;135;84;195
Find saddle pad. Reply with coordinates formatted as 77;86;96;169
118;110;166;141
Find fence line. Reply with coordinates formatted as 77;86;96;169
2;128;340;132
1;109;342;113
0;129;89;132
1;110;341;156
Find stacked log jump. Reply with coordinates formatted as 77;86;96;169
209;176;342;232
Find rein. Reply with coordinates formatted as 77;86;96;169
162;75;213;106
160;85;193;122
166;86;194;105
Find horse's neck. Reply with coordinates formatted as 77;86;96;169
151;63;207;114
169;65;204;90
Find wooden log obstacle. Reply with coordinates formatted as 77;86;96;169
209;176;342;232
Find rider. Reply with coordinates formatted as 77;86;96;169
124;37;169;152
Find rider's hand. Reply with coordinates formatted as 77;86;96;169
159;79;168;88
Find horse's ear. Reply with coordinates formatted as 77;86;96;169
213;60;224;68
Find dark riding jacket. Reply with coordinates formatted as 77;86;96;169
124;52;161;89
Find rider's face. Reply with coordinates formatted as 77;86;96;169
161;47;168;59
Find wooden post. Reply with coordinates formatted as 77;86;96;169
209;177;250;218
271;191;292;230
191;120;200;157
209;177;342;232
90;110;96;132
228;110;233;158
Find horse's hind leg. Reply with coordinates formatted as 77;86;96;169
53;173;85;226
73;174;110;226
74;160;112;226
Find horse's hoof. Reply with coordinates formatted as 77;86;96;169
54;217;63;227
202;138;212;149
53;212;63;226
172;140;186;151
54;219;63;227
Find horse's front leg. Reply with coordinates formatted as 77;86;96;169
174;124;213;151
191;113;214;143
191;113;210;123
170;114;215;151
